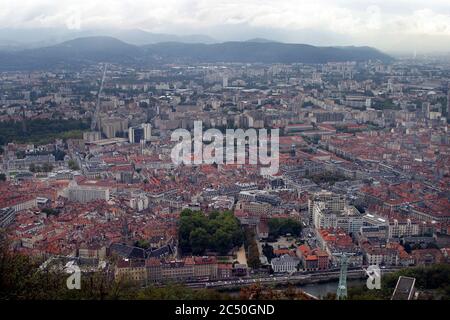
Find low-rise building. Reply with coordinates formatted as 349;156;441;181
114;258;147;285
271;254;299;273
411;249;445;266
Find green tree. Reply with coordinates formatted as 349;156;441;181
16;150;26;159
29;163;36;173
0;118;90;146
262;243;275;262
212;229;232;255
268;218;302;238
178;209;243;255
41;208;60;216
189;228;210;255
68;159;80;170
53;149;66;161
42;163;54;172
348;264;450;300
134;239;150;249
243;227;261;269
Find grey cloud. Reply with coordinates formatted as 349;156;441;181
0;0;450;53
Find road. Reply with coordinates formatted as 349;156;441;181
184;267;400;289
91;63;108;131
236;245;247;265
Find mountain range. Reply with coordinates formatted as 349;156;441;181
0;36;393;71
0;28;216;49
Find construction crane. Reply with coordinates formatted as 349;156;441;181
91;63;108;131
333;252;355;300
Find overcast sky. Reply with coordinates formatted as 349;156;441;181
1;0;450;53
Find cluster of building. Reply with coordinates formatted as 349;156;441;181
0;57;449;284
115;256;241;285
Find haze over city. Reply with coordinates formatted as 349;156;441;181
1;0;450;53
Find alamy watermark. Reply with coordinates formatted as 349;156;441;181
365;265;381;290
170;121;279;175
65;263;81;290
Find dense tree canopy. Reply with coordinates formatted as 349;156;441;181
347;264;450;300
0;118;90;146
268;218;302;239
243;227;261;269
178;209;244;255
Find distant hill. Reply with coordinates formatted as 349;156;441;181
50;36;139;55
0;37;144;70
143;41;393;64
0;28;216;48
245;38;279;43
0;36;393;70
109;29;216;45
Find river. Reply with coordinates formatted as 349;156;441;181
299;279;365;298
224;278;366;299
